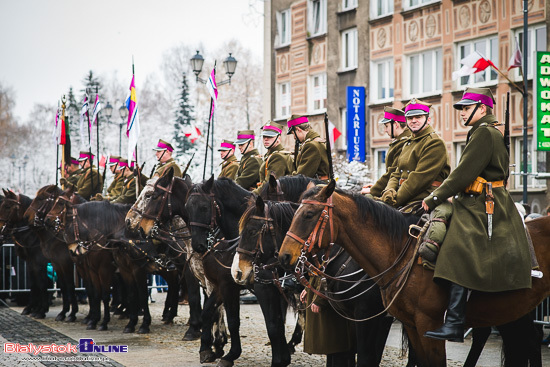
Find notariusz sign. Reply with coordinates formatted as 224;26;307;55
346;86;366;162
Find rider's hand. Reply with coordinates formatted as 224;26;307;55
311;303;321;313
361;184;372;195
381;189;397;206
300;289;307;303
422;200;430;212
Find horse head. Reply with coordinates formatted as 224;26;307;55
0;189;21;238
279;179;336;269
44;190;73;233
125;176;159;234
185;175;218;254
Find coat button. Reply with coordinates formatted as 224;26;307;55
455;195;459;199
433;196;438;202
470;194;474;197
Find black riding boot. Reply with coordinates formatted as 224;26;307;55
424;282;467;342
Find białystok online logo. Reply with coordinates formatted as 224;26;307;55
4;339;128;354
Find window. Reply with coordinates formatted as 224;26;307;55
454;142;466;168
308;73;327;113
374;149;387;180
276;82;291;119
513;138;546;189
276;9;291;47
342;0;358;11
406;49;442;97
308;0;327;36
370;0;393;18
370;59;394;102
513;25;547;80
403;0;439;10
457;36;499;87
341;28;358;70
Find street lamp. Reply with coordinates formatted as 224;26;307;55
190;50;238;85
118;104;129;157
9;153;16;188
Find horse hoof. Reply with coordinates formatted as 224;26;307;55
123;327;135;334
200;350;217;364
32;313;46;319
21;308;31;316
217;359;234;367
98;325;108;331
137;327;150;334
66;315;77;323
55;314;66;322
182;329;201;341
162;319;174;325
86;323;97;330
81;317;90;325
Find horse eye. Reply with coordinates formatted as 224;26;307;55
304;211;314;219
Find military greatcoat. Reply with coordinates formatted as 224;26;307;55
106;172;124;200
370;129;412;197
76;166;103;200
63;169;82;190
154;158;182;178
293;130;329;179
424;115;531;292
112;176;137;204
259;144;293;183
236;149;262;190
386;125;450;207
218;155;239;180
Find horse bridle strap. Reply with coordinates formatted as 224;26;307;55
141;177;175;222
188;192;221;230
285;197;334;253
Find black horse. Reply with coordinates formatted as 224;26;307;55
24;185;80;322
0;191;50;318
234;196;394;367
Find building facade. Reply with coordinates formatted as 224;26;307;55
264;0;549;211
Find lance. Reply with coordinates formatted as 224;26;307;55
95;87;101;192
55;100;60;186
61;96;67;185
203;61;216;180
323;112;334;180
85;93;94;194
504;92;511;187
182;152;195;178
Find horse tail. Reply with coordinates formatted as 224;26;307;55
401;323;409;358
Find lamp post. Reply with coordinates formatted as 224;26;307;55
9;153;16;188
190;51;238;178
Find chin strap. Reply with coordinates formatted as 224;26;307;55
157;150;166;163
411;116;429;134
242;140;252;154
266;135;279;151
464;102;482;127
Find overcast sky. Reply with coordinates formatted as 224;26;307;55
0;0;264;123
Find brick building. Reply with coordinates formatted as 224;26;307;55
263;0;549;210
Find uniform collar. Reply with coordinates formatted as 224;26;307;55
391;128;412;143
267;144;284;155
470;114;498;134
303;130;320;144
410;125;435;140
242;149;259;159
159;158;174;166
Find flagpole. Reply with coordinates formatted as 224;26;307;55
203;97;213;180
86;94;94;195
492;66;525;96
522;0;529;204
131;58;140;198
211;110;214;176
95;88;101;193
61;96;67;185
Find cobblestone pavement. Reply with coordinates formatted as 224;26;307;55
2;292;549;366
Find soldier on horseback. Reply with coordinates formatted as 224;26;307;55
105;155;123;200
381;99;450;207
111;159;138;204
60;157;82;190
422;87;532;342
235;130;262;190
362;107;410;197
152;139;182;178
286;115;329;181
75;151;103;200
218;139;239;180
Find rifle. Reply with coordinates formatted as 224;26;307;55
182;153;195;178
293;139;299;172
101;160;108;191
504;92;511;187
323;112;334;180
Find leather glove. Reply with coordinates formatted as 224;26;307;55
381;189;397;207
91;193;104;201
59;177;67;186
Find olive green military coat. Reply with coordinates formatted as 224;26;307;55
218;155;239;180
154;158;182;178
386;125;450;207
112;177;136;204
259;144;293;183
106;173;124;200
65;169;82;190
236;149;262;190
292;130;329;179
303;277;356;355
76;167;103;200
424;115;531;292
370;129;412;197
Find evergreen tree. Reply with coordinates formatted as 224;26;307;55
66;87;79;136
173;73;195;154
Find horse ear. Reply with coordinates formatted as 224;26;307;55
268;173;277;192
203;175;214;193
318;180;336;202
2;189;7;196
255;195;265;215
306;181;316;191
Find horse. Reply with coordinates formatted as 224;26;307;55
257;173;323;203
278;181;549;366
0;190;50;318
233;195;395;367
126;171;225;344
23;185;79;322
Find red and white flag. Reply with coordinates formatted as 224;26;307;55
185;124;202;143
328;120;342;149
508;38;523;71
452;51;496;80
206;67;217;121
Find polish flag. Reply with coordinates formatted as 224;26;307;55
185;125;202;143
508;38;523;71
452;51;495;80
328;120;342;148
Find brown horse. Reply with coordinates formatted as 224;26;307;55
278;181;550;367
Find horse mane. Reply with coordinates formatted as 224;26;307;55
36;185;62;198
302;186;410;243
76;201;131;236
240;199;298;234
268;175;323;201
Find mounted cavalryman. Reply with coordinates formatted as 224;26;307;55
362;107;410;197
381;99;450;207
111;159;138;204
60;157;82;190
234;130;262;190
76;151;103;200
218;139;239;180
286;115;329;180
152;139;182;178
256;121;293;189
422;87;532;342
105;155;124;200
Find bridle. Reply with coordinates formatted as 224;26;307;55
187;191;222;251
30;191;57;226
0;194;31;242
44;195;72;234
132;177;175;238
